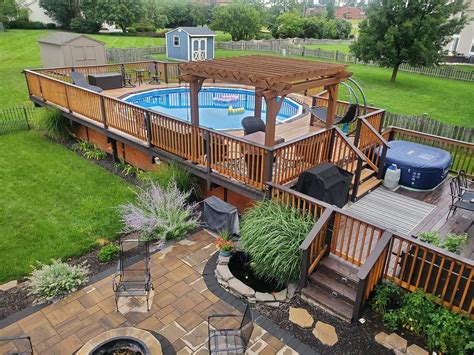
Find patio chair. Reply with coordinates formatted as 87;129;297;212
208;304;254;355
310;103;359;126
447;177;474;220
70;72;103;93
241;116;266;135
113;239;153;311
120;67;136;88
0;335;33;354
458;170;474;194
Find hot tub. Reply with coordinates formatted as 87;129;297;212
383;140;452;190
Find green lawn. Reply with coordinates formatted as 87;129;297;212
155;49;474;127
89;34;165;48
0;131;134;282
304;43;351;53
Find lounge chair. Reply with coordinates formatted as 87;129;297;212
310;103;359;126
70;72;103;93
241;116;266;135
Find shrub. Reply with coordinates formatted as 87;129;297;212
138;162;199;194
126;27;137;34
70;17;101;34
371;282;400;315
28;260;89;300
7;20;45;29
419;231;467;254
72;140;107;160
35;108;71;143
45;23;56;29
133;22;156;33
117;181;200;241
419;231;441;245
240;200;314;287
114;159;141;176
98;244;120;263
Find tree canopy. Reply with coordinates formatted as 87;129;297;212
0;0;28;23
95;0;143;33
38;0;81;28
211;2;262;41
351;0;468;82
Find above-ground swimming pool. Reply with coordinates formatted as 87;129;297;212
124;87;303;130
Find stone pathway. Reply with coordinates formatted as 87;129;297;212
0;231;297;354
375;332;429;355
288;307;339;347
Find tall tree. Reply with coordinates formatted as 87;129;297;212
210;2;262;41
96;0;143;33
190;3;212;26
0;0;28;23
325;0;336;19
351;0;468;82
39;0;81;28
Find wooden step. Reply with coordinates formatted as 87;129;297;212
309;270;357;305
318;255;359;288
352;168;376;185
301;285;353;323
356;176;382;199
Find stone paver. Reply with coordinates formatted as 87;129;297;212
385;333;408;353
0;280;18;291
0;230;296;354
312;321;338;346
289;306;314;328
407;344;429;355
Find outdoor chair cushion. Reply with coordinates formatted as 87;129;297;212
209;329;245;355
241;116;266;135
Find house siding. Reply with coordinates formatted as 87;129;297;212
166;30;190;61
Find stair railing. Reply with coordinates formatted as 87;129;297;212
299;207;335;289
352;230;393;320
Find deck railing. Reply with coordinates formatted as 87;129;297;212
269;182;474;319
384;126;474;177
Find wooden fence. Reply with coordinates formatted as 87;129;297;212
269;182;474;319
106;46;166;63
0;104;46;135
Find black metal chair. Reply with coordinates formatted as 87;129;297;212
120;67;136;88
458;170;474;195
70;72;103;93
113;239;153;311
208;304;254;355
0;335;33;355
310;103;359;126
447;177;474;220
241;116;266;135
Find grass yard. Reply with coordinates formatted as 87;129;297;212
89;34;165;48
0;131;134;283
154;49;474;126
304;43;351;53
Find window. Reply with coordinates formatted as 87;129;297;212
450;35;459;53
173;36;180;47
470;40;474;55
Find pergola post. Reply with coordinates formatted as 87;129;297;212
189;77;204;126
325;83;339;129
264;95;285;147
254;92;263;119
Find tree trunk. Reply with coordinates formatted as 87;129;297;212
390;63;400;82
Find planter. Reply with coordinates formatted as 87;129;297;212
219;250;232;257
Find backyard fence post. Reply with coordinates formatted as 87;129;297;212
22;106;30;130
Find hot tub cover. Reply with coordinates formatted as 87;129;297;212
384;140;451;190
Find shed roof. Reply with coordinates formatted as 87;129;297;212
168;27;215;37
38;32;105;45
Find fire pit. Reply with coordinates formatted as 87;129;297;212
76;328;162;355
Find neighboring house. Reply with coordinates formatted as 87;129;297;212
446;0;474;57
335;6;365;20
38;32;106;67
166;27;215;62
24;0;57;24
305;5;326;17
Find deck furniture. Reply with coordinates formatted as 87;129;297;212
447;177;474;219
70;72;103;93
121;67;136;88
113;239;153;311
133;69;146;86
458;170;474;194
310;103;359;126
208;304;254;355
203;196;240;235
241;116;266;136
0;335;33;354
87;73;122;90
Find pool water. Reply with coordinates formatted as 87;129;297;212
124;87;303;130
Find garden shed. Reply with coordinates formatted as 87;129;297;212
165;27;215;62
38;32;106;68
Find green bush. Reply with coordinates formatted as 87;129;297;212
371;282;400;315
114;158;141;176
419;231;441;245
419;231;468;254
133;22;157;33
7;20;45;29
70;17;101;34
98;244;120;263
240;200;314;287
72;140;107;160
35;108;71;143
28;260;89;300
139;162;199;194
45;23;56;29
126;27;137;34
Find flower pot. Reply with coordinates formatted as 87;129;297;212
219;250;231;257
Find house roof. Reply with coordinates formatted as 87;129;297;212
168;27;215;37
38;32;105;45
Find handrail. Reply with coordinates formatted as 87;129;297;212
359;117;390;147
300;207;334;250
386;126;474;149
333;126;367;162
357;230;392;280
267;181;334;210
28;59;174;73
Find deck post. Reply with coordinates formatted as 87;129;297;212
354;117;362;147
144;111;152;147
264;95;285;147
298;249;310;289
189;77;204;126
377;145;388;180
325;84;339;129
254;92;263;119
351;157;363;201
100;96;107;129
309;95;317;126
263;149;274;184
163;62;169;84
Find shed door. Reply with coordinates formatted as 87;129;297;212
191;38;206;61
72;45;98;66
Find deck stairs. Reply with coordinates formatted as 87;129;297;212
349;162;382;201
301;255;360;323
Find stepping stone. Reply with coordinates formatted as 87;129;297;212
0;280;17;291
312;321;338;346
375;332;388;346
288;307;314;328
407;344;429;355
385;333;408;353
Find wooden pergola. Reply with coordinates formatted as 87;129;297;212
179;55;352;146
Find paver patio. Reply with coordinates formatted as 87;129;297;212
0;230;297;354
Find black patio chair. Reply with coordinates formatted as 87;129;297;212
447;177;474;220
241;116;266;135
120;67;136;88
70;72;103;93
113;239;153;311
208;304;254;355
0;335;33;354
458;170;474;194
310;103;359;126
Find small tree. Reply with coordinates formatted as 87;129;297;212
351;0;468;82
39;0;81;28
96;0;143;33
271;12;304;38
0;0;28;23
211;2;261;41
